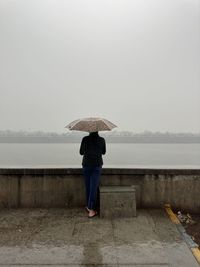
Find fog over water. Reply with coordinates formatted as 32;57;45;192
0;143;199;168
0;0;200;133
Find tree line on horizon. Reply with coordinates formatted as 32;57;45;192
0;130;200;136
0;130;200;143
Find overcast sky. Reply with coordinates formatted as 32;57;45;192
0;0;199;133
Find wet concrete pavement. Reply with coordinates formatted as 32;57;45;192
0;208;199;267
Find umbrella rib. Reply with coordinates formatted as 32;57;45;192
102;119;117;128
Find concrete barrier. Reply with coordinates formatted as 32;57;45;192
0;168;200;212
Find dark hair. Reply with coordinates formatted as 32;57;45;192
89;132;99;143
89;131;98;136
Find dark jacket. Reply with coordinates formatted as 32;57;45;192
79;132;106;167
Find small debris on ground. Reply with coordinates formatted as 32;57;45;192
177;211;200;247
177;211;196;225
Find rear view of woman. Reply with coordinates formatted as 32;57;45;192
80;131;106;218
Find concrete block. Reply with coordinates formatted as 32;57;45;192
100;186;136;218
101;176;142;207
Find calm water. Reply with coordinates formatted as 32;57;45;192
0;143;199;168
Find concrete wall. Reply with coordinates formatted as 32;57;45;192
0;168;200;212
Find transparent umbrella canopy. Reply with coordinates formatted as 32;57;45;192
65;117;117;132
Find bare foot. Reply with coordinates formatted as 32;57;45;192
88;210;97;218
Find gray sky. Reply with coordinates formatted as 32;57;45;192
0;0;200;133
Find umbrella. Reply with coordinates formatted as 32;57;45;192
65;117;117;132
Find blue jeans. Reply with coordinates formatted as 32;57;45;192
82;166;102;210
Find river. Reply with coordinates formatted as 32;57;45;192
0;143;199;168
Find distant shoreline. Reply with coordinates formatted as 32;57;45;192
0;138;200;144
1;131;200;144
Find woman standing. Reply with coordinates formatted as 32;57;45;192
80;131;106;218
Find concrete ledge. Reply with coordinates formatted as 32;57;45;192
0;168;200;212
0;167;200;176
